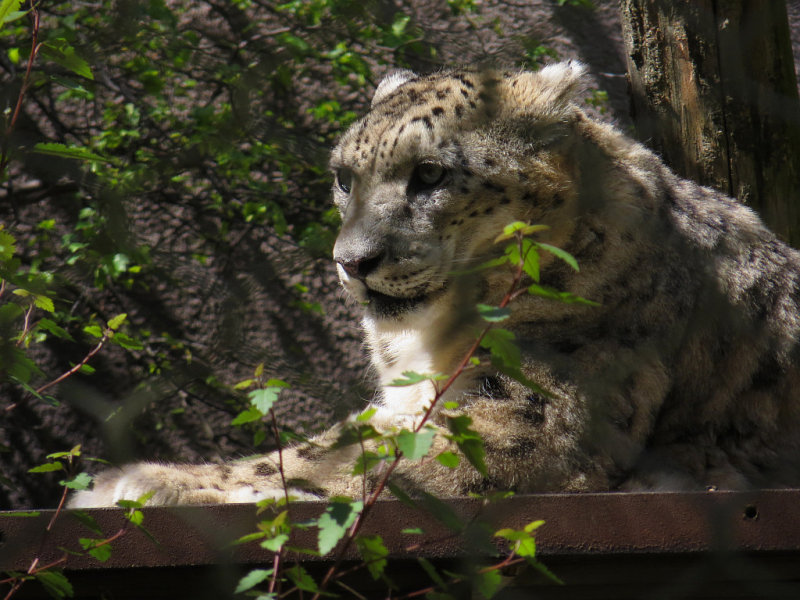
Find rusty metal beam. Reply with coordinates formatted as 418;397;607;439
2;491;800;598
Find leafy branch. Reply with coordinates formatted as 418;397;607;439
232;221;589;598
0;0;41;181
1;446;155;600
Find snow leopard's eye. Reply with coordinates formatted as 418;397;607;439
410;162;447;191
335;168;353;194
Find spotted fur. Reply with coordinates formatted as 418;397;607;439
70;62;800;507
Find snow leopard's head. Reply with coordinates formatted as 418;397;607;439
330;62;587;319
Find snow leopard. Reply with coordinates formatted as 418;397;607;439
69;62;800;507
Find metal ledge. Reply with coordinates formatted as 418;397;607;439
2;491;800;598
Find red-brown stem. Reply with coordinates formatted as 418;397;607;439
397;554;525;599
267;407;287;596
2;470;128;600
15;304;34;347
358;435;368;504
35;334;108;395
313;233;531;599
312;451;404;599
267;550;281;595
269;408;290;508
415;233;526;432
46;484;70;531
1;2;41;179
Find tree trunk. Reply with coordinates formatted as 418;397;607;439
620;0;800;246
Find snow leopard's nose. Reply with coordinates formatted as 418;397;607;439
336;253;383;281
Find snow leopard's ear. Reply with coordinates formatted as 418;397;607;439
372;69;417;107
506;60;588;117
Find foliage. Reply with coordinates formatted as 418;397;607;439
0;0;596;597
222;221;588;598
1;0;461;430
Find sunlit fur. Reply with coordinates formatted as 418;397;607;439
70;62;800;507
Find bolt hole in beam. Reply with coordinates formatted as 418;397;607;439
743;504;759;520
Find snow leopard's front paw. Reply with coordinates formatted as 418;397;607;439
67;462;275;508
68;460;324;508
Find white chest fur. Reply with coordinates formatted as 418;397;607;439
363;306;471;430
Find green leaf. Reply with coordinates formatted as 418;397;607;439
0;229;17;262
112;333;144;350
233;379;254;390
2;510;40;517
356;534;388;580
356;407;377;421
0;0;23;26
538;242;579;271
32;142;106;162
0;302;23;323
235;568;273;594
396;428;435;461
126;509;144;526
37;318;74;341
352;450;382;476
79;538;112;562
494;222;549;242
492;363;553;398
520;240;540;282
83;324;103;338
419;491;463;532
29;461;64;473
106;313;127;331
436;451;460;468
260;533;289;552
417;556;446;586
516;535;537;557
264;378;289;388
528;559;565;585
479;328;520;370
391;13;410;36
61;472;92;491
446;414;487;477
387;481;416;507
39;39;94;80
402;527;424;535
249;387;281;415
33;295;55;313
474;569;503;599
286;565;320;593
231;407;263;426
451;255;508;275
317;498;362;555
476;303;510;322
505;238;539;280
388;370;447;387
111;253;129;275
231;531;267;546
495;521;544;559
527;283;600;306
47;446;80;459
35;570;73;599
70;511;103;535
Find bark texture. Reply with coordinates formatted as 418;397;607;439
621;0;800;245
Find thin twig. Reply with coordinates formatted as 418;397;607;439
312;232;531;600
0;1;42;179
35;333;109;395
267;406;288;596
15;303;34;347
46;484;70;532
